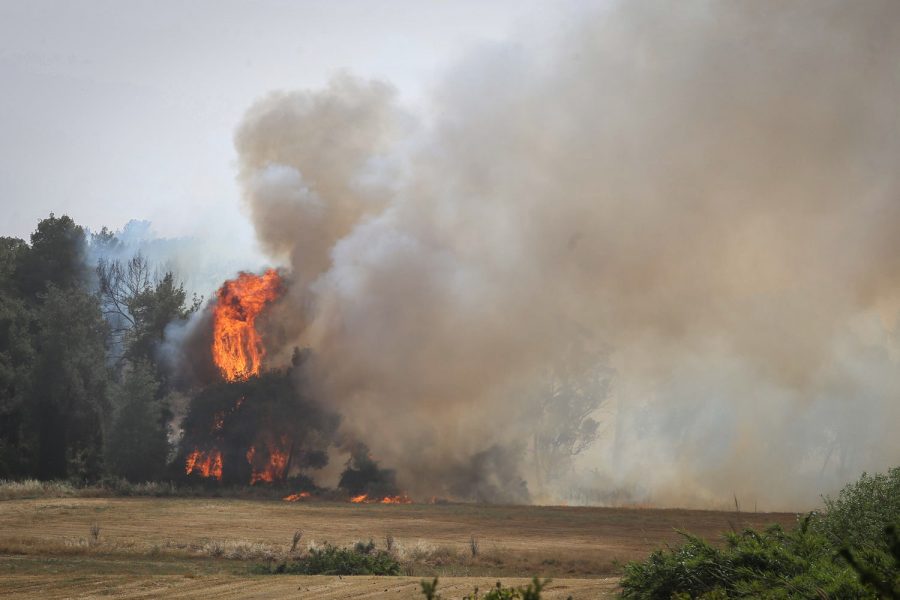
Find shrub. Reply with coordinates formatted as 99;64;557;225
354;538;376;555
260;542;400;575
814;466;900;552
620;518;869;599
621;467;900;599
841;525;900;599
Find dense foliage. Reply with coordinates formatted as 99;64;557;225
620;468;900;599
813;467;900;553
0;214;196;482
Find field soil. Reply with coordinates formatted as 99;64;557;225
0;497;797;599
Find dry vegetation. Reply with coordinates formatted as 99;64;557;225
0;493;796;599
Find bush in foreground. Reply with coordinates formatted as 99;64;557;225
620;519;870;598
620;467;900;599
813;466;900;553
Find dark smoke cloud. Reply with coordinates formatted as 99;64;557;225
233;1;900;508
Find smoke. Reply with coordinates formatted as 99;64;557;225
233;0;900;509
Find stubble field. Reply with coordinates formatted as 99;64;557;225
0;496;796;599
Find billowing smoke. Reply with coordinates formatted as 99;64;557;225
232;0;900;509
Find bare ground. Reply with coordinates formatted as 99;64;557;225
0;497;797;599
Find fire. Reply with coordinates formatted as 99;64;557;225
211;410;225;432
283;491;311;502
380;495;413;504
212;269;281;381
350;493;413;504
185;448;223;480
247;441;290;484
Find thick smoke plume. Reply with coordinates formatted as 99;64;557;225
232;1;900;509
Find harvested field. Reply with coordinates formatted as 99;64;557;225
0;497;797;599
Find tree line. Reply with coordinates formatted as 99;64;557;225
0;214;197;482
0;213;609;495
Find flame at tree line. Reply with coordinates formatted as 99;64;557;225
185;448;223;480
185;270;289;483
212;269;281;381
247;439;290;484
182;270;413;503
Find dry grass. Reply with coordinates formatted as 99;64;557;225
0;569;620;599
0;479;82;500
0;495;797;598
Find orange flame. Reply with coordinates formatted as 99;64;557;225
185;448;222;480
380;495;413;504
212;269;281;381
247;441;290;484
283;491;312;502
349;493;413;504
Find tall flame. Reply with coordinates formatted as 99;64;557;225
212;269;281;381
185;448;223;480
247;441;290;484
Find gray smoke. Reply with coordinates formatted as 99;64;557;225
233;1;900;509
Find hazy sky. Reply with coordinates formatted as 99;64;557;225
0;0;550;242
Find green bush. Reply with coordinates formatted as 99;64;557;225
620;518;868;599
261;542;400;575
621;467;900;599
840;525;900;599
814;467;900;552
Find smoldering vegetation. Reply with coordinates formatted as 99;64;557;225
179;352;338;487
231;0;900;509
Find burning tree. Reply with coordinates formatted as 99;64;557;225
180;360;337;486
178;270;338;487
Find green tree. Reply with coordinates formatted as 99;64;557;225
17;214;88;298
104;361;169;481
97;254;199;375
28;285;108;480
129;271;196;367
0;237;34;476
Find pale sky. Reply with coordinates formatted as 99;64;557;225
0;0;552;243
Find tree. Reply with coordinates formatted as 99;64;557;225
179;354;338;486
104;361;169;481
0;238;34;476
529;341;611;493
97;253;199;373
17;214;88;298
28;285;108;480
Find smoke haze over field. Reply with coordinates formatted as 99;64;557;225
232;0;900;509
